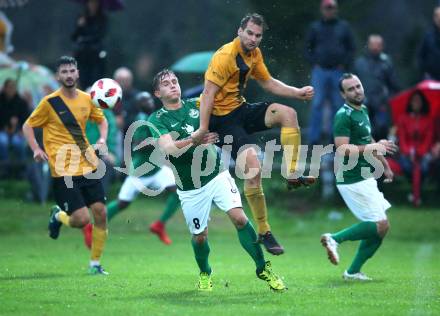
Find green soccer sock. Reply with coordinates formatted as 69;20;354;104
159;192;180;223
106;200;120;222
331;221;378;244
237;221;266;271
191;237;212;275
347;236;383;274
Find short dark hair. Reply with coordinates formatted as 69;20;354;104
152;69;176;91
239;13;268;30
338;73;356;92
2;78;15;88
407;90;430;115
56;56;77;70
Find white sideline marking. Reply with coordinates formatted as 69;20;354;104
410;244;435;316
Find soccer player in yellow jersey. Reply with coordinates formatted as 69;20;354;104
192;13;315;255
22;56;110;275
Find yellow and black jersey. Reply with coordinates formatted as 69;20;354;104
25;89;105;177
204;37;271;116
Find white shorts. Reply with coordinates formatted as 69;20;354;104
337;177;391;222
118;166;176;201
177;170;242;235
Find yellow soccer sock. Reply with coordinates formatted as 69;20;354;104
244;186;270;234
91;226;108;261
280;127;301;175
57;211;71;227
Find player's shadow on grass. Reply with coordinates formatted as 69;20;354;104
320;278;385;288
0;273;65;281
129;289;280;305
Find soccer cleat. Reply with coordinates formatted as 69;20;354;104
197;272;213;291
257;261;287;291
82;223;93;250
258;231;284;255
343;270;372;281
89;265;109;275
287;176;316;190
150;220;172;245
48;205;62;239
320;233;339;265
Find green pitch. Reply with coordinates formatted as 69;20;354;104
0;198;439;315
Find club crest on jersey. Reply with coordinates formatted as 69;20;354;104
189;109;199;119
156;108;168;118
181;124;194;134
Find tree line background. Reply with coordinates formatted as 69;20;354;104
6;0;438;113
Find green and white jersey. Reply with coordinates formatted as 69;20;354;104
148;98;224;191
130;112;161;177
333;103;373;185
131;112;160;177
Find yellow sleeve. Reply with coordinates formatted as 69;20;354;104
89;104;105;123
251;49;271;81
205;52;234;87
25;99;50;128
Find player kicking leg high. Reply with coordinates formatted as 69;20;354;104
191;13;315;256
148;69;286;291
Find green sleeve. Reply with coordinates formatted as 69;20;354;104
333;111;351;138
105;110;118;155
133;122;148;144
148;113;169;139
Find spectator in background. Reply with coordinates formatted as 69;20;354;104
113;67;139;133
305;0;356;145
395;91;435;205
418;5;440;81
354;34;400;140
72;0;107;89
112;67;139;164
0;79;29;168
431;115;440;192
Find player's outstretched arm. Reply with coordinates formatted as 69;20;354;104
95;117;108;150
159;132;219;155
257;77;314;101
22;122;48;162
192;80;221;144
97;117;108;144
335;137;398;158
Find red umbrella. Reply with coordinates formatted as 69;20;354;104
69;0;124;11
389;80;440;123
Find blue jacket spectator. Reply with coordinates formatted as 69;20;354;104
71;0;108;89
354;34;400;140
0;79;29;165
304;0;356;145
418;6;440;81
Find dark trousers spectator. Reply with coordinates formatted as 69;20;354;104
75;48;106;89
0;131;26;161
308;66;344;144
398;154;432;179
433;158;440;192
398;154;432;206
26;161;51;204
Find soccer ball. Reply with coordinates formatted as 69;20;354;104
90;78;122;109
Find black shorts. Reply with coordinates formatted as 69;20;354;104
209;101;271;160
52;174;106;214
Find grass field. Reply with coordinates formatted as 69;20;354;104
1;195;439;316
